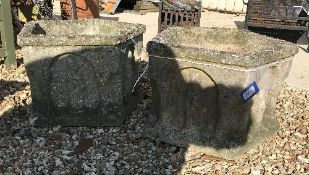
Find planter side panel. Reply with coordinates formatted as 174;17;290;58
23;44;138;126
147;55;293;159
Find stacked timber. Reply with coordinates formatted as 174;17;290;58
134;0;159;13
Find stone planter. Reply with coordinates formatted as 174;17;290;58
18;19;145;127
146;27;298;159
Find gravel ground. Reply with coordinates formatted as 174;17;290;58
0;53;308;175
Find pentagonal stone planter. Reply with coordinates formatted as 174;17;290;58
18;19;145;127
146;27;298;159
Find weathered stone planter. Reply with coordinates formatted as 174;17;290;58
146;27;298;159
18;19;145;127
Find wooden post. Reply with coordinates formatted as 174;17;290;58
0;0;16;65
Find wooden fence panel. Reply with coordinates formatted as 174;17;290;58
202;0;247;13
234;0;244;13
209;0;219;10
217;0;227;11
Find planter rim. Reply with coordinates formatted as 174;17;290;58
147;27;299;68
18;19;146;46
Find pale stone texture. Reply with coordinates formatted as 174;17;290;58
18;19;145;126
217;0;226;11
145;27;298;159
209;0;219;10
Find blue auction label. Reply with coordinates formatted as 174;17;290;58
240;81;260;103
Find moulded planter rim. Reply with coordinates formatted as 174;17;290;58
18;19;146;46
147;27;299;68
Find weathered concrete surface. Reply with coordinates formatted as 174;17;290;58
286;45;309;90
148;27;298;68
18;19;145;46
146;27;298;159
18;19;145;127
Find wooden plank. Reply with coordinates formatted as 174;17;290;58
135;1;142;7
141;1;157;5
217;0;227;11
140;7;158;10
141;3;158;8
138;9;159;13
133;1;141;11
140;4;158;10
234;0;244;13
135;0;158;12
0;0;17;65
225;0;236;12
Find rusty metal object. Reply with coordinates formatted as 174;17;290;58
158;1;201;32
244;0;309;31
244;0;309;50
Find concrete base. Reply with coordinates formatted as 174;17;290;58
145;114;279;160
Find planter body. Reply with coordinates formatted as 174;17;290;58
60;0;100;19
18;19;145;127
146;27;298;159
